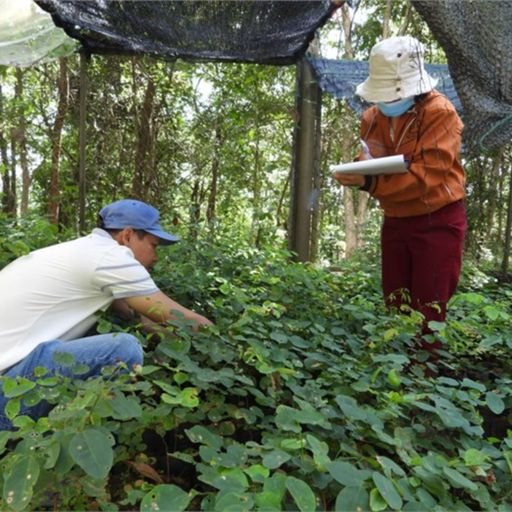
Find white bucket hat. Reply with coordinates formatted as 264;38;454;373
355;36;438;103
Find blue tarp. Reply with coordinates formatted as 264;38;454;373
309;58;462;115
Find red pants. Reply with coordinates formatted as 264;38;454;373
381;201;467;342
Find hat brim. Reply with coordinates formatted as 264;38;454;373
146;229;180;245
356;74;438;103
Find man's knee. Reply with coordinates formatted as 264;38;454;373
110;333;143;368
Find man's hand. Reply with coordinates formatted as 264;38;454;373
194;314;213;328
125;291;213;331
333;173;365;187
140;312;212;334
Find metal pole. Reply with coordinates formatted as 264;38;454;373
78;50;88;233
289;58;320;262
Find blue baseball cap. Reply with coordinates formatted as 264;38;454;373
99;199;179;245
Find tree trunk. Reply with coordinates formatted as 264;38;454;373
9;135;17;217
340;4;361;257
48;58;69;225
309;86;323;262
0;83;14;215
356;193;369;249
16;69;30;215
501;163;512;275
189;178;202;241
342;4;353;59
132;74;156;200
343;190;357;257
206;125;223;226
398;3;414;35
276;171;290;229
382;0;393;39
487;149;504;244
252;122;262;247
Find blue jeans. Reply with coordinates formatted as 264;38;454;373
0;333;143;430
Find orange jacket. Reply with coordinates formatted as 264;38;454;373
360;91;466;217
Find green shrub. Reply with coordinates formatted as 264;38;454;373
1;238;511;511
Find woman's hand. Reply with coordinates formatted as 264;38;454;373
333;173;365;187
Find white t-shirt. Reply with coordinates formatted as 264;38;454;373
0;229;158;372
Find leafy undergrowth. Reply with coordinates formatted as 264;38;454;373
1;239;511;511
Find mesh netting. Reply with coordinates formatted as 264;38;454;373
309;58;461;115
35;0;336;65
0;0;76;67
412;0;512;153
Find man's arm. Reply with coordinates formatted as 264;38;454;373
124;290;212;330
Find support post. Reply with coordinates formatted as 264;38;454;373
289;57;322;262
78;50;88;233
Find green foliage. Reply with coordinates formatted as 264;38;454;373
0;215;61;269
1;238;511;511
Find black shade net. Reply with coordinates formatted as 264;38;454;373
35;0;337;65
412;0;512;154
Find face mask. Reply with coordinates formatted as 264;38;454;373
377;97;415;117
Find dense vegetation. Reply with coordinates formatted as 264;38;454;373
1;1;512;510
0;221;511;511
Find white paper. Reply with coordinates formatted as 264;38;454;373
330;154;408;176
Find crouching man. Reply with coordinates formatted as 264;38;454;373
0;199;212;429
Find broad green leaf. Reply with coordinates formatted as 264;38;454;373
416;487;437;508
2;377;36;398
254;490;281;511
443;467;478;491
486;392;505;414
2;455;40;512
0;431;12;456
52;351;76;367
244;464;270;483
185;425;223;449
285;476;316;512
306;434;331;468
270;331;288;344
335;486;369;512
264;471;287;497
275;405;301;433
214;491;254;511
218;444;248;468
5;398;20;420
335;395;367;421
199;445;221;465
281;438;306;450
69;429;114;479
383;328;398;341
387;368;402;387
504;451;512;474
483;305;500;321
154;379;181;395
326;461;370;487
141;484;191;512
376;456;406;477
44;439;61;470
161;387;199;407
369;488;387;512
12;416;36;432
110;393;142;420
461;378;486;392
464;448;488;467
178;387;200;407
212;468;249;491
403;501;429;511
262;449;291;469
372;472;403;510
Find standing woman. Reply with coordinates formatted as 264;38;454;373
334;36;467;350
